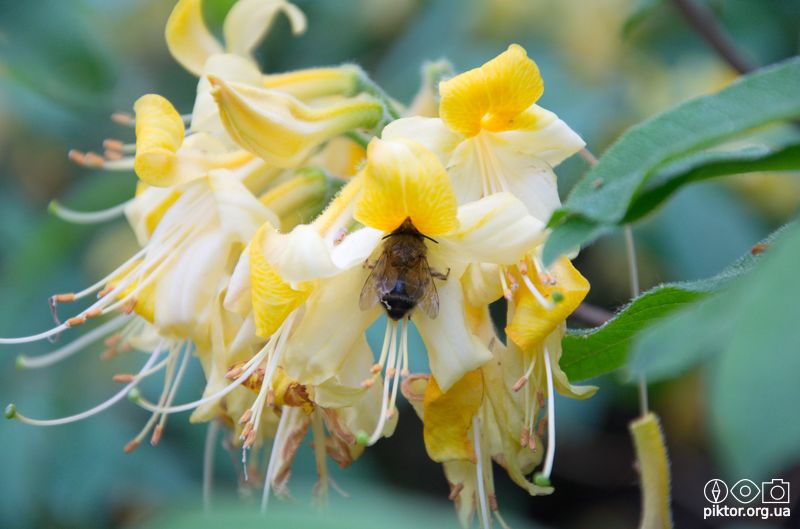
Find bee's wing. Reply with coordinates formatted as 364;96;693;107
408;257;440;319
359;252;397;311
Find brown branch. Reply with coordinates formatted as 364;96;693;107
571;303;614;327
672;0;755;74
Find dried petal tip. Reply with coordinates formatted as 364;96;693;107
533;473;551;487
127;388;141;402
4;404;16;419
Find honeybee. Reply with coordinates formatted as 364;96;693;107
360;218;450;320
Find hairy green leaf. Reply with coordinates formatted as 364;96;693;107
561;225;787;381
544;57;800;264
628;220;800;478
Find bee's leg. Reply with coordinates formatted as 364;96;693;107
431;267;451;281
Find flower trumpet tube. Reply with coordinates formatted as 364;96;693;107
210;77;383;168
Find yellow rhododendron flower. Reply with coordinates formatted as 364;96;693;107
383;44;585;222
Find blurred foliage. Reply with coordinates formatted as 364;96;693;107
1;0;799;529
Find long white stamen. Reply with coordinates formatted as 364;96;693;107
134;343;268;415
154;344;192;439
0;221;195;345
16;316;129;369
367;320;397;445
387;319;406;412
473;416;491;529
261;406;293;513
518;263;554;310
48;200;132;224
11;341;164;426
203;420;220;511
125;348;178;451
542;346;556;479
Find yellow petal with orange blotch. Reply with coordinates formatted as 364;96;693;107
439;44;543;137
505;256;589;352
354;138;458;236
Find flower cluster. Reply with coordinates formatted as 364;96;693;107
2;1;596;526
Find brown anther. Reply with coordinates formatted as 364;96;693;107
244;430;257;448
386;408;396;419
150;425;163;445
84;152;105;168
100;348;118;360
528;434;537;451
98;286;113;298
111;112;134;125
239;409;253;425
104;335;121;347
386;367;396;378
68;150;86;165
240;422;253;440
266;389;275;407
112;374;134;383
520;428;530;448
53;293;75;303
488;493;499;511
66;316;86;328
103;138;125;151
512;376;528;392
503;288;514;301
536;391;545;408
400;368;410;378
370;363;382;374
540;272;556;285
85;308;103;319
122;299;137;315
124;439;141;454
751;242;769;255
225;366;243;380
360;378;375;389
448;482;464;501
518;260;529;275
537;418;547;438
104;150;123;161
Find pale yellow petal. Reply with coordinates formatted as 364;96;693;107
414;278;492;391
133;94;186;186
439;44;543;137
422;371;483;463
354;138;458;236
165;0;224;76
249;224;312;338
262;66;360;101
224;0;306;58
440;192;544;265
210;77;382;168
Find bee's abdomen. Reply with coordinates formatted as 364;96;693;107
381;281;416;320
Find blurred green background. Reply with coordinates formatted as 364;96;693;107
1;0;799;528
